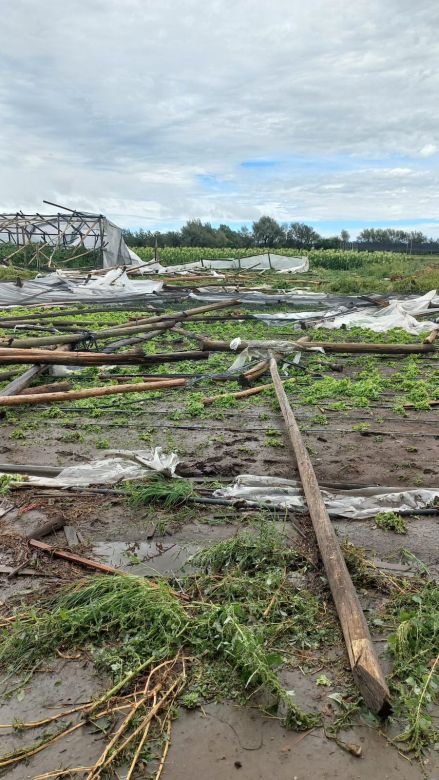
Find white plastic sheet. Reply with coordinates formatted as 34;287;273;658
138;253;309;275
0;269;163;306
20;448;180;488
318;291;439;334
214;474;439;519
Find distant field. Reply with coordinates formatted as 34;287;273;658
0;244;438;293
135;246;439;294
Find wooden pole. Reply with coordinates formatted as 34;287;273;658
0;300;240;349
0;344;72;396
0;348;209;366
0;378;186;406
200;337;435;355
269;356;391;715
18;381;72;395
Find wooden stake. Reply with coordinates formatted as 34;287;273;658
269;356;391;715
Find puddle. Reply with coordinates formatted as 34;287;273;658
92;540;200;576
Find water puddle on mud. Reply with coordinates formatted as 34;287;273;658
92;540;200;576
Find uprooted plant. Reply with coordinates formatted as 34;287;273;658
385;583;439;758
124;474;194;509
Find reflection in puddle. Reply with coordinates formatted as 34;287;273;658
92;540;200;576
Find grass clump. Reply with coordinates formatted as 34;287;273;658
124;475;194;509
375;511;407;535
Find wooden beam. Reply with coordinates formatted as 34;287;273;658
269;356;391;715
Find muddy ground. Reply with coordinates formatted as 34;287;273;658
0;309;438;778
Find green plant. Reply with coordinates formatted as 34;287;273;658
95;438;110;449
375;512;407;535
386;584;439;756
125;475;194;509
0;473;23;495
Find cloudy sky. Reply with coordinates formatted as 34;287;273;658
1;0;439;236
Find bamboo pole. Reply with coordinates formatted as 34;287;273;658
269;355;391;715
200;337;435;355
0;378;186;406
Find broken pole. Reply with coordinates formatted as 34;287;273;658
29;539;118;574
269;355;391;715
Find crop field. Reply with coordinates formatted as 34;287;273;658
0;250;437;779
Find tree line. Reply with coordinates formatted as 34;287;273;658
122;216;432;250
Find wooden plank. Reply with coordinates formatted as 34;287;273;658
269;355;391;715
29;538;118;573
63;526;81;547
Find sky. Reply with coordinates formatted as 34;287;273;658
1;0;439;238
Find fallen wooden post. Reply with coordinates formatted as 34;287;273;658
0;378;186;406
29;539;118;574
200;337;435;355
0;344;72;398
0;348;209;366
101;325;175;353
269;355;391;715
18;381;72;395
0;300;240;349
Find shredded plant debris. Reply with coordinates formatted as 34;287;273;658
375;511;408;535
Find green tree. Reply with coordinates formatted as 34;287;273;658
252;216;285;247
286;222;320;248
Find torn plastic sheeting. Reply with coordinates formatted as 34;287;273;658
229;338;324;355
17;448;180;488
133;253;309;275
317;291;439;335
254;308;348;323
0;270;163;306
214;474;439;519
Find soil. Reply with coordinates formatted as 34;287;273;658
0;302;438;778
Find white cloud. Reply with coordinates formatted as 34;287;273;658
0;0;438;230
419;143;437;157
